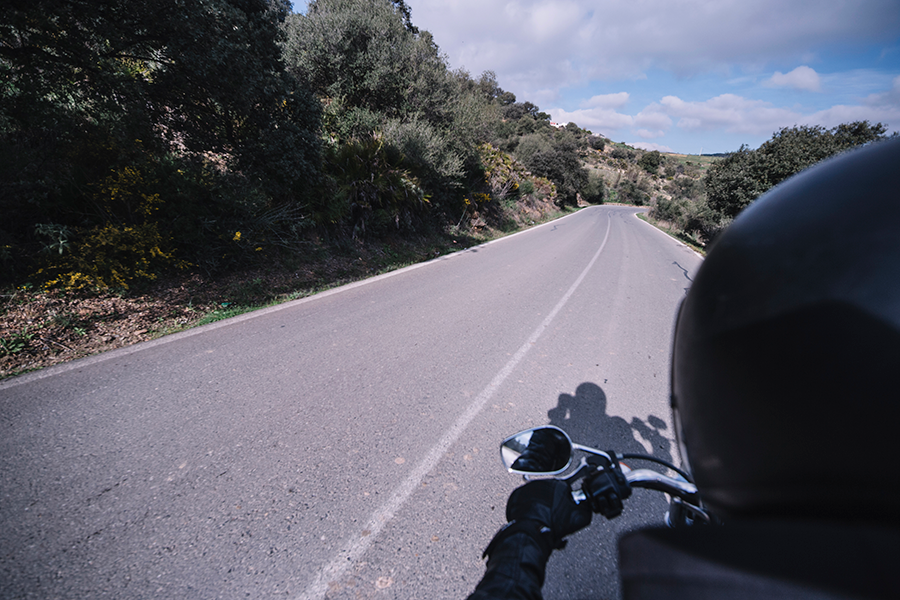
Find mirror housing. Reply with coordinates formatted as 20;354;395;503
500;426;573;475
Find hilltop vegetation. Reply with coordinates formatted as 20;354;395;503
646;121;891;246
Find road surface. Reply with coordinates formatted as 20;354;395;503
1;206;702;599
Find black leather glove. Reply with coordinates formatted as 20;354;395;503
506;479;593;548
470;480;592;600
483;479;592;560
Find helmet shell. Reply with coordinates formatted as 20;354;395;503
671;137;900;522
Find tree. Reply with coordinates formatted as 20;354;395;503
283;0;510;223
389;0;418;32
588;136;606;151
704;121;889;220
638;150;662;175
476;71;502;102
522;102;540;118
523;135;588;207
581;172;605;204
702;146;769;220
502;103;527;121
282;0;451;129
498;91;517;106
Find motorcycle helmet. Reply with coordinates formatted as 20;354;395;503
671;136;900;523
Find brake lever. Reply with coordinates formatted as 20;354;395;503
562;456;595;484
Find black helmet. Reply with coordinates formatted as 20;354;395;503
671;136;900;523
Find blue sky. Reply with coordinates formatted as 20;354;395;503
292;1;900;154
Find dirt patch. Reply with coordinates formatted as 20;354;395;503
1;273;224;379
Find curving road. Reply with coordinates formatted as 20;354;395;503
0;206;702;599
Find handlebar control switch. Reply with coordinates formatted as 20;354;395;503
584;463;632;519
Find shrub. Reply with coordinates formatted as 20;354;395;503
651;197;686;224
610;147;634;160
704;121;889;221
320;134;428;237
616;179;650;206
35;222;187;291
581;172;605;204
588;136;606;151
638;150;662;175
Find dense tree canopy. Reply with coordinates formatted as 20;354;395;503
2;0;320;194
282;0;454;133
1;0;322;285
704;121;890;220
638;150;663;175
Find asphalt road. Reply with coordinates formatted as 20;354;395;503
1;206;702;599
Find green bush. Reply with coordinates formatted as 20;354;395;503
581;172;605;204
651;197;686;223
638;150;662;175
704;121;889;220
588;136;606;151
610;147;634;160
320;135;427;238
34;222;187;291
616;179;650;206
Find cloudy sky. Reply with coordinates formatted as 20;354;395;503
293;1;900;154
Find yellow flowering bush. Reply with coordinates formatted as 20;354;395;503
92;166;163;218
37;222;187;290
34;165;188;291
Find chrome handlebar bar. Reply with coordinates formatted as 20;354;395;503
571;467;699;505
625;468;698;499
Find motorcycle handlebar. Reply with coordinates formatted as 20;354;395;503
570;467;699;507
500;426;707;522
625;468;699;500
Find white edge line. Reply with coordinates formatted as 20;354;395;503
294;212;613;600
1;209;591;391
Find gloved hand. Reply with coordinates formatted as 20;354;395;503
473;479;591;599
505;479;593;549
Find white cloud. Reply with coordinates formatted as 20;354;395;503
515;1;583;43
802;103;900;130
553;76;900;151
630;142;674;152
636;129;666;139
659;94;802;134
647;84;900;144
580;92;630;109
403;1;900;151
766;66;822;92
634;106;673;130
411;0;900;97
547;107;634;135
862;74;900;108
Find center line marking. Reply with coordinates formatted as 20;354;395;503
296;212;612;600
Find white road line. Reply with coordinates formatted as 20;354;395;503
295;212;613;600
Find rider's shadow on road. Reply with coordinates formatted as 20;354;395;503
542;382;675;600
547;382;673;464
